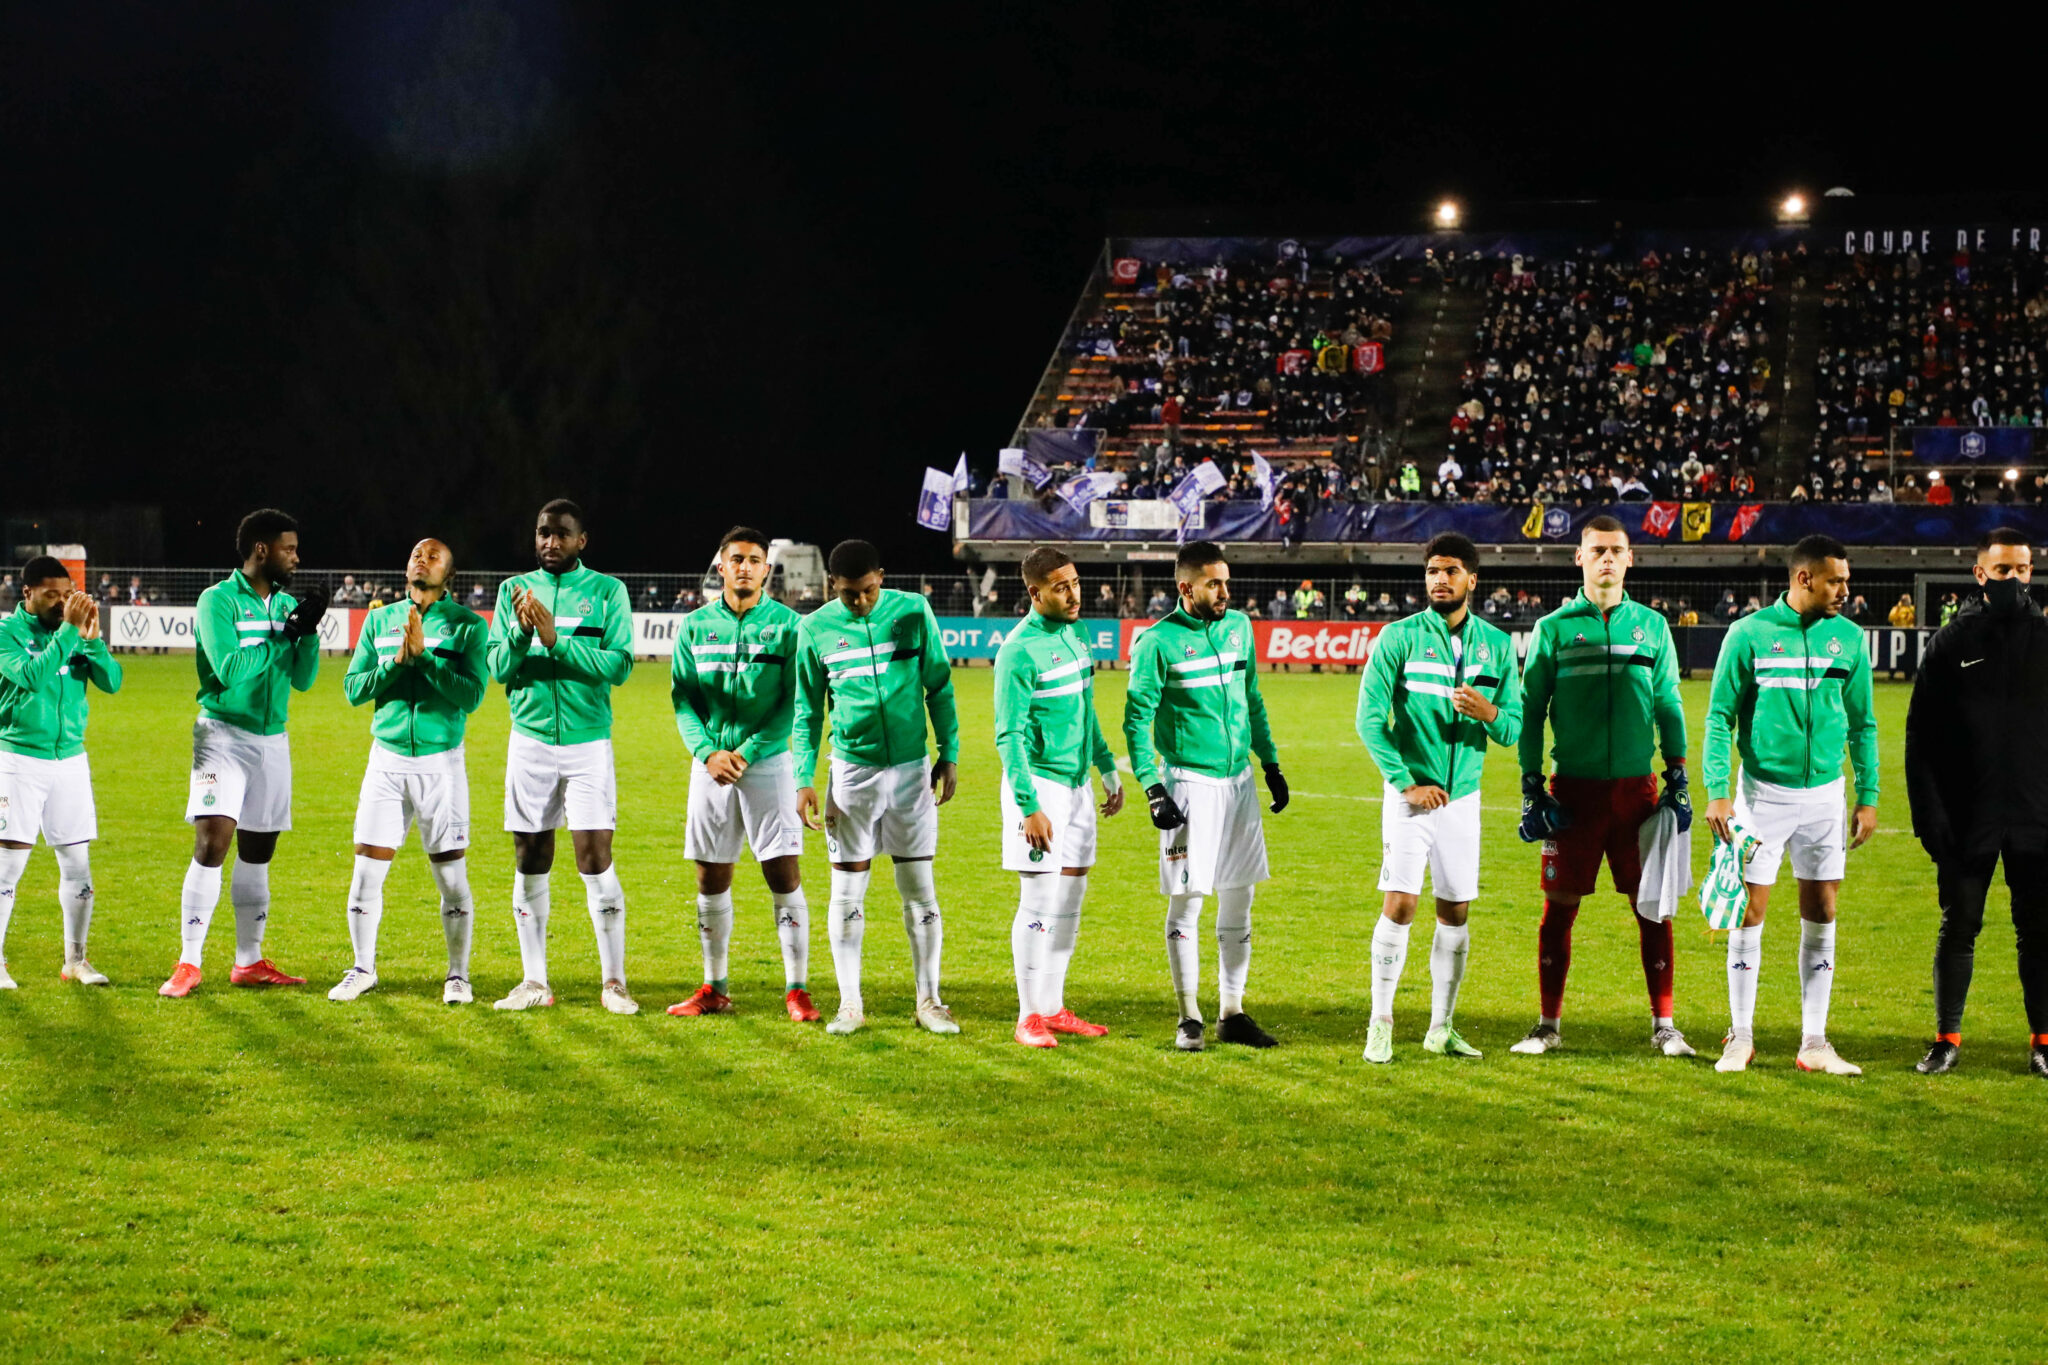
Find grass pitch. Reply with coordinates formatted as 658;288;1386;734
0;658;2042;1362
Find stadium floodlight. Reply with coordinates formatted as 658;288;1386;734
1778;193;1807;221
2007;468;2022;482
1434;199;1461;228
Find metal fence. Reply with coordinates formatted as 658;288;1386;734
56;564;1919;631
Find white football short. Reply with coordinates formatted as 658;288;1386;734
1377;783;1481;902
684;750;803;864
186;718;292;832
353;744;471;855
0;751;97;846
1159;765;1269;896
503;730;617;833
1001;771;1099;873
1734;774;1846;885
824;756;937;863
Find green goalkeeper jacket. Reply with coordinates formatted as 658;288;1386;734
0;605;122;760
195;569;319;736
670;593;802;764
1355;608;1522;800
1703;594;1878;804
343;596;488;757
1518;591;1687;780
1122;607;1278;787
486;562;635;746
793;589;959;784
993;610;1117;812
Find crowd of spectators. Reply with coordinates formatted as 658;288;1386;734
1434;248;1779;504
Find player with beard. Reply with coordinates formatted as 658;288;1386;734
1354;533;1522;1063
486;499;638;1014
160;509;327;997
329;538;488;1004
1702;535;1879;1076
0;557;122;987
1123;539;1288;1053
997;546;1124;1048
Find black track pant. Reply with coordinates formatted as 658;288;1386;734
1934;848;2048;1035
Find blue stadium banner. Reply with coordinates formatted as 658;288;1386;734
1909;426;2035;463
964;499;2048;547
933;616;1120;662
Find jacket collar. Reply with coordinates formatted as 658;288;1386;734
1024;609;1069;635
1562;588;1633;617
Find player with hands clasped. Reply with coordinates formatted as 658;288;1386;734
330;538;487;1004
1122;540;1287;1053
0;558;122;988
161;509;324;997
668;527;816;1023
1701;534;1879;1076
1354;533;1522;1063
995;547;1124;1048
792;539;961;1036
486;499;638;1014
1510;516;1695;1058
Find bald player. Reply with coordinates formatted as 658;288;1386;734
329;538;489;1003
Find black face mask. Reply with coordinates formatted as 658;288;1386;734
1984;576;2028;615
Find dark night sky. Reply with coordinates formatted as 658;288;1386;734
0;4;2017;572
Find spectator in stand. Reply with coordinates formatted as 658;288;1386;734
1291;580;1323;619
1889;594;1916;628
1739;595;1763;617
333;575;367;607
1927;472;1955;506
1717;591;1741;621
1868;479;1894;503
469;581;490;610
1267;587;1289;620
1847;594;1872;624
0;574;15;614
1676;598;1699;626
643;582;662;610
126;575;146;604
1094;582;1118;617
1344;581;1368;619
1146;587;1171;617
1897;474;1925;503
1939;591;1962;626
97;575;120;609
1397;461;1422;499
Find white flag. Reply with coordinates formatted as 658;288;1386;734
916;467;954;532
952;452;971;495
1252;452;1277;510
1058;469;1125;514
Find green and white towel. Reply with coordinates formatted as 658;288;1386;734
1700;822;1761;931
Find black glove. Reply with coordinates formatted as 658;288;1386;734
68;653;92;676
1657;764;1692;835
1517;772;1571;844
280;585;330;642
1263;762;1289;814
1145;782;1187;831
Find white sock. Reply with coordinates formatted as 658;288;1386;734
697;889;735;987
346;854;391;975
53;843;94;962
772;888;809;990
1370;915;1412;1023
1215;886;1254;1017
1428;921;1471;1030
894;860;944;1003
1012;874;1055;1021
179;860;223;968
582;864;626;985
513;871;551;984
431;859;474;979
828;867;870;1014
0;846;28;965
1042;874;1086;1017
230;860;271;968
1726;922;1763;1036
1165;893;1204;1021
1799;919;1837;1043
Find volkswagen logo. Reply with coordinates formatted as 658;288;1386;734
119;609;150;643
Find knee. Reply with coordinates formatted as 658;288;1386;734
1435;900;1470;928
892;858;936;901
1381;893;1419;925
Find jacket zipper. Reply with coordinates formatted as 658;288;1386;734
1602;601;1614;777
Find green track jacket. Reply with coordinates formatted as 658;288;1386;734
195;570;319;736
1519;591;1687;780
1122;607;1278;787
671;593;802;764
343;596;488;757
1703;594;1878;803
486;563;634;746
1355;608;1522;800
793;590;959;783
0;605;122;759
993;611;1117;812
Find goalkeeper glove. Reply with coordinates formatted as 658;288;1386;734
1517;773;1570;844
1658;765;1692;834
1145;783;1187;831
